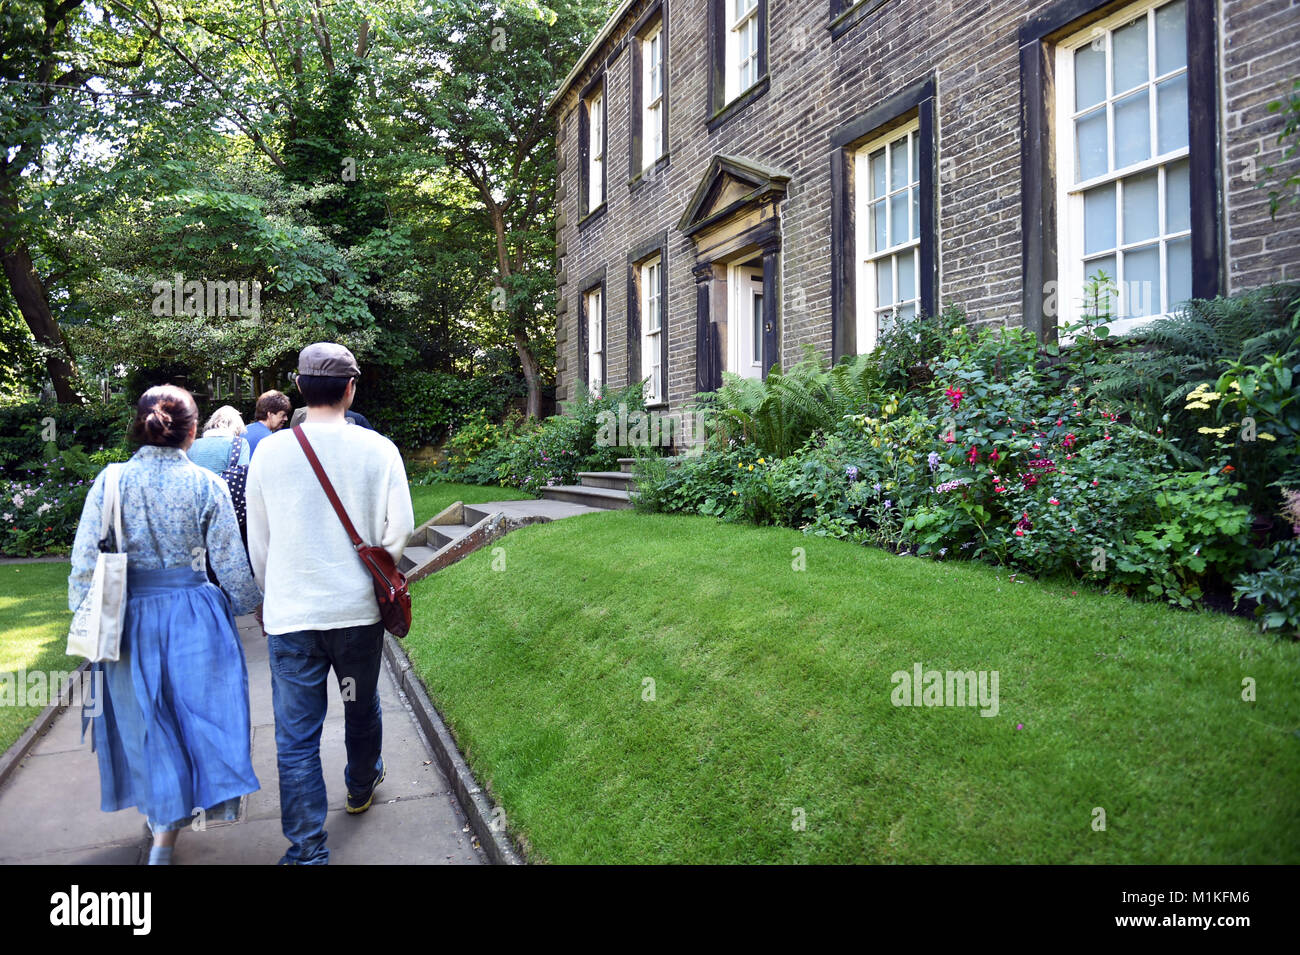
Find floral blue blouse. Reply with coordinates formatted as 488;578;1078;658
68;445;263;615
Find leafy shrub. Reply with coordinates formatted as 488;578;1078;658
1234;539;1300;636
0;399;133;470
441;410;532;486
365;369;526;452
490;382;646;496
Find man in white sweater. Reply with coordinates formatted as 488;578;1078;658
245;342;414;865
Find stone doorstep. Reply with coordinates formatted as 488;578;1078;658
539;484;634;510
577;470;638;491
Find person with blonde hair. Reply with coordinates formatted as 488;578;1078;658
188;405;251;475
69;385;262;864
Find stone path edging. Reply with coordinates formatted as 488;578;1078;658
0;662;89;791
382;633;524;865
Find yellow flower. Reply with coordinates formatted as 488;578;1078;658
1184;401;1211;410
1229;381;1242;392
757;457;765;465
1197;427;1216;434
738;462;743;469
732;490;738;496
748;464;754;471
1259;432;1277;441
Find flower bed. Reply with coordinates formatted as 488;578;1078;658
634;288;1300;635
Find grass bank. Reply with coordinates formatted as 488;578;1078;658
403;510;1300;864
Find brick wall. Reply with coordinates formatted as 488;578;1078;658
553;0;1300;412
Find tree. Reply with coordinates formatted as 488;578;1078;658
396;0;614;418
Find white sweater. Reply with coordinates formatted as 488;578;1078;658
245;422;414;635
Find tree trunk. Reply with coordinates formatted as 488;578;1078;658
513;329;542;419
0;242;82;404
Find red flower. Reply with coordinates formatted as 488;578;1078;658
1222;465;1236;473
945;387;964;410
988;449;1000;461
1014;529;1025;536
1062;433;1077;448
967;445;979;464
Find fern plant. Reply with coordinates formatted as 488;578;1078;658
1092;284;1300;407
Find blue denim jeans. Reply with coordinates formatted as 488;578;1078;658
267;621;385;865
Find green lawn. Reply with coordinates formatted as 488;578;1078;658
0;562;78;754
404;510;1300;864
409;481;531;524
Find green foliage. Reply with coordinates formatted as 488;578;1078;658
863;303;969;393
442;410;534;487
366;369;526;451
1106;470;1255;608
1263;77;1300;219
1234;539;1300;636
0;470;91;558
493;382;644;495
1090;283;1300;433
0;400;134;470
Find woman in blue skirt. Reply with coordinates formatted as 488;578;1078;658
69;385;264;865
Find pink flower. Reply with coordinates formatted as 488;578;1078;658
945;387;964;410
988;449;1000;461
1048;497;1060;505
1014;529;1025;536
967;446;979;464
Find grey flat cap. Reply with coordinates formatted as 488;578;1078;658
298;342;361;378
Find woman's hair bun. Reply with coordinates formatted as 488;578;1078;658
131;385;198;448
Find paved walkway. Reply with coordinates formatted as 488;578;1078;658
0;613;485;865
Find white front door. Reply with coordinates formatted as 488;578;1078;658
728;264;764;379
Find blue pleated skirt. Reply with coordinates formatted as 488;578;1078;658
85;565;260;832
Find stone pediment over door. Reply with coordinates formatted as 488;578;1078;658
677;155;791;249
681;156;791;395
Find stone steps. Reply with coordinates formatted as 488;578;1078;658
540;483;634;510
577;470;636;491
430;523;473;549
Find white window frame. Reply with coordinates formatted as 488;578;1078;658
587;88;604;211
640;256;664;403
586;287;604;396
641;24;665;173
727;263;764;379
853;118;922;354
725;0;760;104
1054;0;1191;337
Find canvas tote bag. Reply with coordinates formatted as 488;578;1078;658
67;463;128;662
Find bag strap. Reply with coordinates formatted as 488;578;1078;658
292;425;365;551
99;464;125;553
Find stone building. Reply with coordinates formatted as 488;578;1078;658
547;0;1300;422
